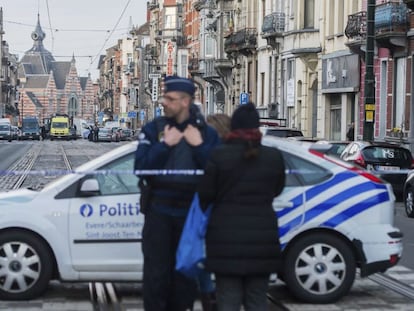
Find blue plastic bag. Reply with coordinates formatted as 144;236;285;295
176;193;212;278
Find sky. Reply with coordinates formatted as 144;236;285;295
0;0;148;81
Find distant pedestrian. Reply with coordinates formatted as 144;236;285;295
88;126;94;141
93;124;99;142
40;124;46;140
346;122;355;141
198;102;286;311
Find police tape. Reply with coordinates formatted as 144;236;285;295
0;169;206;176
0;168;303;177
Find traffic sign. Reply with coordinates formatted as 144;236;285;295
151;77;159;102
149;73;161;79
155;107;161;117
240;92;249;105
139;110;145;121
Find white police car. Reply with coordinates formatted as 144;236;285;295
0;138;402;303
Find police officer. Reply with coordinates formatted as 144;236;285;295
134;76;220;311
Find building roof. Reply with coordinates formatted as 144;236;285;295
25;91;43;108
80;77;88;90
24;75;49;88
50;62;71;89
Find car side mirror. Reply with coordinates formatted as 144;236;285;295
79;178;100;196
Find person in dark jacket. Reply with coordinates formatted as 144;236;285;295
197;102;286;311
346;122;355;141
134;75;220;311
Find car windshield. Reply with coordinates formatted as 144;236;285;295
0;125;9;130
52;122;67;128
362;146;412;163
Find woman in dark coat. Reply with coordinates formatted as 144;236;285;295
197;103;286;311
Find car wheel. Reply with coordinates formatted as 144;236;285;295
0;230;53;300
283;233;356;304
405;187;414;218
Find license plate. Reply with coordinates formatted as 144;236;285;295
378;165;400;171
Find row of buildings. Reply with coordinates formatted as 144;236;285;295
96;0;414;148
1;1;414;148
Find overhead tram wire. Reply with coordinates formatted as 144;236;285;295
45;0;55;52
4;20;128;33
88;0;132;73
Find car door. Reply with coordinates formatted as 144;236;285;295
276;150;334;248
68;152;143;273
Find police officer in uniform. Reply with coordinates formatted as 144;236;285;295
134;76;220;311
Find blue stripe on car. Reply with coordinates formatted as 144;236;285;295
278;172;389;238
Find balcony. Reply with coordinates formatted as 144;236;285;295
345;2;408;55
188;58;200;75
203;59;220;80
147;0;159;10
261;12;285;47
224;28;257;56
375;1;408;49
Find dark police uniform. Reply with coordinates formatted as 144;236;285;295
134;104;220;311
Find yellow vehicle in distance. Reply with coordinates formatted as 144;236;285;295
50;114;70;140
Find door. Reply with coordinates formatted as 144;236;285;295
68;152;143;274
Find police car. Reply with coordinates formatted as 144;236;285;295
0;138;402;303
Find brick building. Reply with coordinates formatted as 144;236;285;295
17;15;95;125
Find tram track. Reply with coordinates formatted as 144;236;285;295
368;272;414;301
10;144;42;190
1;140;414;310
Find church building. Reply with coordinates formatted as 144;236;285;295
17;15;95;125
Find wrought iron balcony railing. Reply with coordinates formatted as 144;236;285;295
345;11;366;40
262;12;285;37
375;1;408;33
188;58;200;72
224;28;257;54
345;2;408;40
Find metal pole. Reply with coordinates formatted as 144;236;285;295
363;0;376;141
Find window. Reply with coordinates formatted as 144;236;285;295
337;0;344;34
282;152;332;186
68;97;78;117
205;34;214;57
95;153;139;196
304;0;315;29
164;7;176;29
394;58;406;129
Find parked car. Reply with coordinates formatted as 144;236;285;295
340;141;413;198
11;126;20;140
404;170;414;217
260;126;304;138
0;138;402;303
97;127;116;142
0;123;12;142
120;128;132;141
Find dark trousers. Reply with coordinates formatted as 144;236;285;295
215;274;269;311
142;208;197;311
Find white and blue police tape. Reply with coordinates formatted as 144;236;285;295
0;169;206;176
